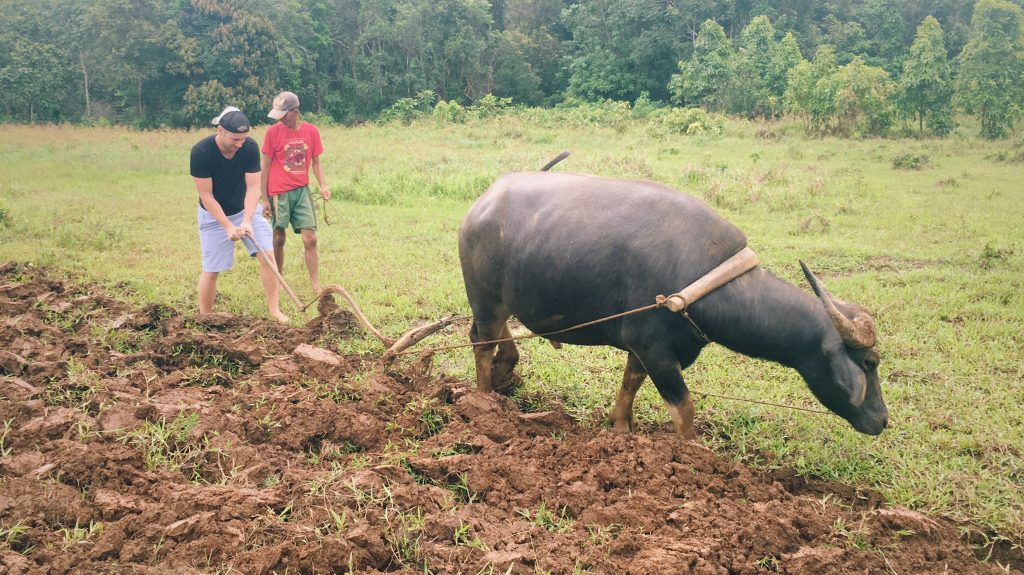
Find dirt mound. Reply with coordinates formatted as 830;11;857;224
0;261;1015;574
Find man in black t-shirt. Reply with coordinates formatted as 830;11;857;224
190;106;287;322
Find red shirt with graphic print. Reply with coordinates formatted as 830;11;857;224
261;121;324;196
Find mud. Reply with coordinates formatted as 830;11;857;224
0;261;1016;574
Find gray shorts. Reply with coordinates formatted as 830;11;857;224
197;204;274;273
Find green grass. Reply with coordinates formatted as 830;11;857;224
1;116;1022;543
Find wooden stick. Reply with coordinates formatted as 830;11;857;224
243;234;306;318
319;285;393;346
382;315;460;366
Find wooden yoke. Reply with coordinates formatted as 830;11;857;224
659;247;759;313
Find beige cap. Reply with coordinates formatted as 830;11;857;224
267;91;300;120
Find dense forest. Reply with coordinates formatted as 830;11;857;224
2;0;1022;137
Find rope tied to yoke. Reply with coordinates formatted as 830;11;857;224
390;246;760;357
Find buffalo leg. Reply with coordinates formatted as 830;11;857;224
608;352;647;433
470;318;512;393
490;322;520;393
635;345;697;440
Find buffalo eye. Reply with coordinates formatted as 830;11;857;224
864;358;878;372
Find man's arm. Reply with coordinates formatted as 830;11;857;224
311;155;331;200
239;170;262;239
260;154;272;212
194;177;241;240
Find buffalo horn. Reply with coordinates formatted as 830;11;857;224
799;261;876;349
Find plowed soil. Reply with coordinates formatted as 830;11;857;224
0;261;1015;574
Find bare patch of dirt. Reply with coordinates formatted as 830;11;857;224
0;261;1017;574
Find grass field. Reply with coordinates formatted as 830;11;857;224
1;114;1021;547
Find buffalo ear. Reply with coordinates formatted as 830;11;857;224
829;352;867;407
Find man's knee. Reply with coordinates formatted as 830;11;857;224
273;229;286;248
302;231;318;249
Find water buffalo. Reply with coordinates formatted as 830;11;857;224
458;172;889;438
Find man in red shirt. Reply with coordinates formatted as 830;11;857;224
261;91;331;294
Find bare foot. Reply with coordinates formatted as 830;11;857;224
270;310;290;323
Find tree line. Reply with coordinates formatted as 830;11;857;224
1;0;1022;137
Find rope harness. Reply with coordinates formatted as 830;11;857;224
394;246;760;356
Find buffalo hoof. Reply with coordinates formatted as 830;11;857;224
491;371;521;396
608;418;633;434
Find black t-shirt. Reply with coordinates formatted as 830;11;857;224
189;134;261;216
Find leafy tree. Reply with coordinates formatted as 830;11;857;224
180;0;280;126
771;32;804;98
955;0;1024;138
263;0;329;113
898;16;954;135
390;0;493;102
564;0;687;102
787;47;894;136
0;0;79;122
668;19;735;111
502;0;569;101
784;44;837;132
830;57;896;136
79;0;184;123
483;30;543;105
0;42;70;123
859;0;909;74
731;16;802;118
332;0;405;121
819;14;869;63
731;16;776;117
0;0;1010;131
903;0;976;57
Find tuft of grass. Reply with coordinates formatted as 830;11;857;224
832;516;874;551
44;358;102;412
517;502;575;533
382;507;426;565
410;397;450;437
453;521;488;551
978;242;1015;270
0;520;31;553
585;523;623;547
60;519;103;550
118;412;220;481
0;418;14;457
447;472;478;504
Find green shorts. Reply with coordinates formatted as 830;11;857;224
270;186;318;233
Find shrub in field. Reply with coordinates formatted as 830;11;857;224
432;100;466;124
979;242;1016;269
553;98;633;129
80;116;113;128
468;94;512;119
656;107;725;135
892;153;930;170
785;47;896;136
631;92;661;119
378;90;437;125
